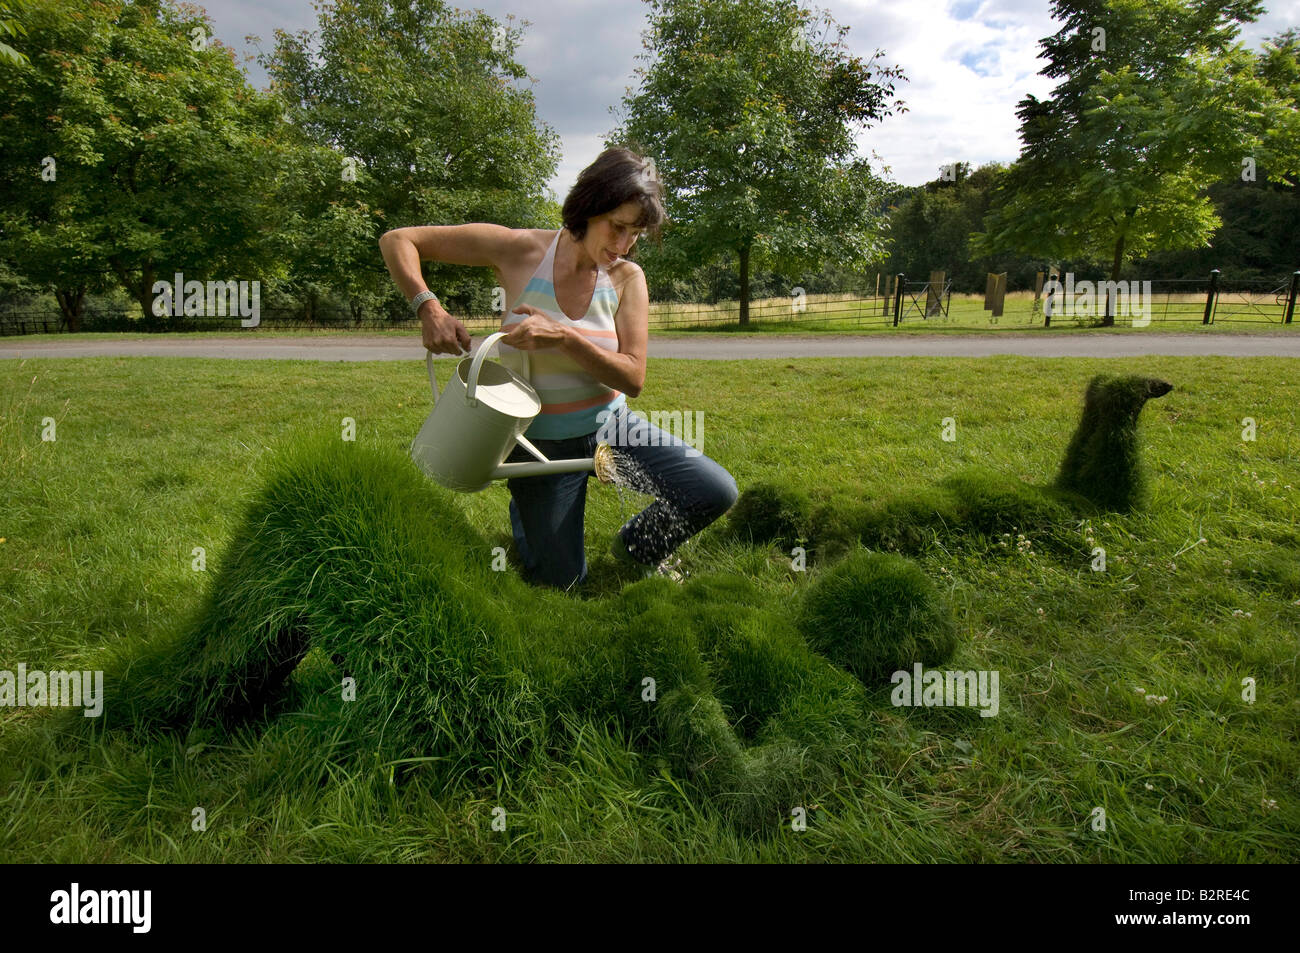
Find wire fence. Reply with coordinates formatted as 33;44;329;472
2;270;1296;335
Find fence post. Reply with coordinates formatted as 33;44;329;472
1044;270;1057;327
892;273;905;327
1285;271;1299;325
1202;269;1220;325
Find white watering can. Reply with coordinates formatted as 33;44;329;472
410;331;617;493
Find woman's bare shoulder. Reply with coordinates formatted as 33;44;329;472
514;228;557;253
609;257;645;295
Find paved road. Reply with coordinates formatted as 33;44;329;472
3;332;1300;360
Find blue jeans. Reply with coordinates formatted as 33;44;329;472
505;406;738;589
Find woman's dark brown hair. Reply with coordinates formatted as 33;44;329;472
562;147;666;243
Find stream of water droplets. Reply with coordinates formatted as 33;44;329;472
605;447;696;563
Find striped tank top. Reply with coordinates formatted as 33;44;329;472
498;229;627;440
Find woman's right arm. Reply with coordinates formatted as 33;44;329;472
378;224;522;355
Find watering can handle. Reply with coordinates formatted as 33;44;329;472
466;331;510;405
424;333;495;403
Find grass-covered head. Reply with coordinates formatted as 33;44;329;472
1055;374;1173;511
797;549;959;683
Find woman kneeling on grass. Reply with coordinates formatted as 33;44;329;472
380;147;738;590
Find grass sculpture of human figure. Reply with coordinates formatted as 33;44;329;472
380;147;738;589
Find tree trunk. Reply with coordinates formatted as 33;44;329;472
1105;232;1126;327
738;243;750;327
54;287;86;332
108;257;157;325
115;261;156;324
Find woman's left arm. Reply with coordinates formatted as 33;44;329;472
501;266;649;399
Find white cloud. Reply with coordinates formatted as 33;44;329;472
832;0;1060;184
200;0;1300;193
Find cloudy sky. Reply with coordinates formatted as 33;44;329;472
201;0;1300;199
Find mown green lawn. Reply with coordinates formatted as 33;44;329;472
1;354;1297;862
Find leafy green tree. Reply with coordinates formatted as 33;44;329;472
885;163;1051;292
0;0;290;327
1137;176;1300;280
976;0;1298;323
612;0;905;324
261;0;560;316
1254;29;1300;185
0;0;29;67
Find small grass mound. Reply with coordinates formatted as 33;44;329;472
833;484;960;554
726;482;812;547
807;474;1079;558
939;468;1074;535
798;549;960;683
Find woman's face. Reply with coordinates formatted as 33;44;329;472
583;200;645;267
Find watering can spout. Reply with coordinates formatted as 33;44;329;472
492;440;618;483
410;332;618;492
